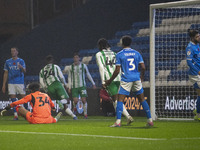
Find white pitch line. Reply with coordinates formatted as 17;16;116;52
0;130;165;141
171;137;200;140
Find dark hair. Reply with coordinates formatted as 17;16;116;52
122;35;132;47
97;38;110;51
188;29;199;38
28;82;40;92
73;52;80;57
11;47;19;52
46;55;54;64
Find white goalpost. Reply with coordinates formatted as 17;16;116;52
150;0;200;120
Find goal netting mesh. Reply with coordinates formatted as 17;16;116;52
150;1;200;120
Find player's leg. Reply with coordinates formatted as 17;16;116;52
133;81;153;127
8;84;19;120
112;94;126;127
54;112;63;122
81;97;88;118
110;81;132;127
17;84;28;109
195;88;200;120
17;106;29;119
54;82;77;119
71;88;79;114
108;81;133;124
189;76;200;120
80;87;88;118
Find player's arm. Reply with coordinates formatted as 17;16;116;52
56;65;67;88
10;95;31;107
3;95;31;111
2;70;8;93
96;53;105;84
105;65;121;86
18;59;26;73
39;71;47;92
139;63;145;82
85;64;96;88
67;66;72;93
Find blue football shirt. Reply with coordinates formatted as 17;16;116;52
4;58;26;84
186;42;200;75
116;48;144;82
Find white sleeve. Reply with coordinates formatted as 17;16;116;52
84;64;95;85
39;70;46;90
67;66;72;89
96;53;105;84
56;65;67;86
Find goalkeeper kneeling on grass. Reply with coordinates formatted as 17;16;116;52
1;82;62;124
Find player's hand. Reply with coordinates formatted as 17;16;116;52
0;109;7;116
52;107;56;111
93;85;96;89
102;84;107;89
17;63;23;69
104;80;111;86
5;105;11;111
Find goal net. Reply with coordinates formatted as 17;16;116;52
150;0;200;120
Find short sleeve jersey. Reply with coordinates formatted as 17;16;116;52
4;58;25;84
116;48;144;82
186;42;200;75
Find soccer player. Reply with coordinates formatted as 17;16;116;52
1;83;62;124
39;55;77;120
2;47;26;120
68;52;96;119
96;38;133;125
105;35;153;127
186;29;200;120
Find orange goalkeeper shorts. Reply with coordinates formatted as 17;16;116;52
26;112;56;124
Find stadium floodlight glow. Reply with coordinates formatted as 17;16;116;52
150;0;200;120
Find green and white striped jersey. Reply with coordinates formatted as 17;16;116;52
96;49;121;84
39;64;67;89
68;63;95;88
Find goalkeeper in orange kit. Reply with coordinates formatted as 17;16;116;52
1;82;62;124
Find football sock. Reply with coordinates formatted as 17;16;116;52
141;100;152;119
56;100;64;110
116;101;123;120
122;104;130;119
65;108;76;118
113;100;117;109
196;96;200;113
11;98;18;116
83;103;87;116
113;100;129;119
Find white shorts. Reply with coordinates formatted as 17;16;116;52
189;75;200;89
119;80;143;95
8;84;26;95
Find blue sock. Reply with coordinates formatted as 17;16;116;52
116;101;123;119
197;96;200;113
141;100;151;119
11;98;17;113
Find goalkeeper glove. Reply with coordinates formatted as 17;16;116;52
0;105;11;116
5;104;11;110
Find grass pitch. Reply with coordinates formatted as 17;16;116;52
0;116;200;150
